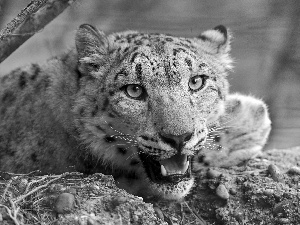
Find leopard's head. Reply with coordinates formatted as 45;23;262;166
74;24;232;200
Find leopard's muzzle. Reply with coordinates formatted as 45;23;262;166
139;150;192;184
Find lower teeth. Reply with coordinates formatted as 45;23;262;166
160;161;190;176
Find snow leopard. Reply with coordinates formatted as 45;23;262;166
0;24;271;200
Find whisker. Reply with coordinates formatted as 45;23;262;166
126;151;139;161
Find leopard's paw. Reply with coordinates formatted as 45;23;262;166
193;93;271;171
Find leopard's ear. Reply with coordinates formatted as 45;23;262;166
75;24;108;70
196;25;233;70
197;25;231;55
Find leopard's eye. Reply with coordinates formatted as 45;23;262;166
124;84;146;100
188;75;208;91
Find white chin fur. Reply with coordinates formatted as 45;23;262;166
149;177;195;200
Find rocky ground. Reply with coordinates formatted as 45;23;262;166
0;147;299;225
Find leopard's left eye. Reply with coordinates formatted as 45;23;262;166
188;75;208;91
123;84;147;100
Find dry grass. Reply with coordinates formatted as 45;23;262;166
0;172;66;224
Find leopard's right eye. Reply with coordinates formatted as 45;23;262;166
188;75;208;91
122;84;147;100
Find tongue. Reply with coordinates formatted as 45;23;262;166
160;154;189;175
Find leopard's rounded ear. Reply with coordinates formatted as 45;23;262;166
197;25;231;55
75;24;108;64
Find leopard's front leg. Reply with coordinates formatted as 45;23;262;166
194;93;271;169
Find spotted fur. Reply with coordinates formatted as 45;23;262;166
0;24;271;200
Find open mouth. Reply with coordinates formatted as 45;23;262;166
139;150;192;184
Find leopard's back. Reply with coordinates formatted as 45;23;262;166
0;52;85;174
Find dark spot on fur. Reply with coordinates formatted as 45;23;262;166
173;49;179;56
130;160;140;166
43;76;51;88
172;61;177;68
140;50;149;57
198;155;205;163
75;68;83;86
30;64;40;80
204;162;210;166
218;88;223;100
61;53;70;65
37;140;45;147
141;135;149;140
79;107;85;116
130;52;139;63
31;153;37;162
79;120;84;127
2;91;16;104
195;138;205;147
35;76;51;93
135;63;142;81
109;91;115;96
109;107;122;118
198;64;207;71
185;58;192;70
19;73;27;89
108;113;115;118
117;147;127;155
115;69;128;81
214;135;221;143
104;136;116;143
102;98;109;111
96;125;105;132
91;105;99;116
129;33;138;39
198;35;208;41
134;40;143;45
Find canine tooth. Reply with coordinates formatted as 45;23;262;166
182;161;189;173
161;165;167;176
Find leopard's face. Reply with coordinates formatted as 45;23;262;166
75;24;232;200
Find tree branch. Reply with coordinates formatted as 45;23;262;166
0;0;76;64
0;0;47;40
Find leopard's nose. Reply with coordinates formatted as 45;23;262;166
159;132;193;151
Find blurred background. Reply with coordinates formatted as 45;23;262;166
0;0;299;149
